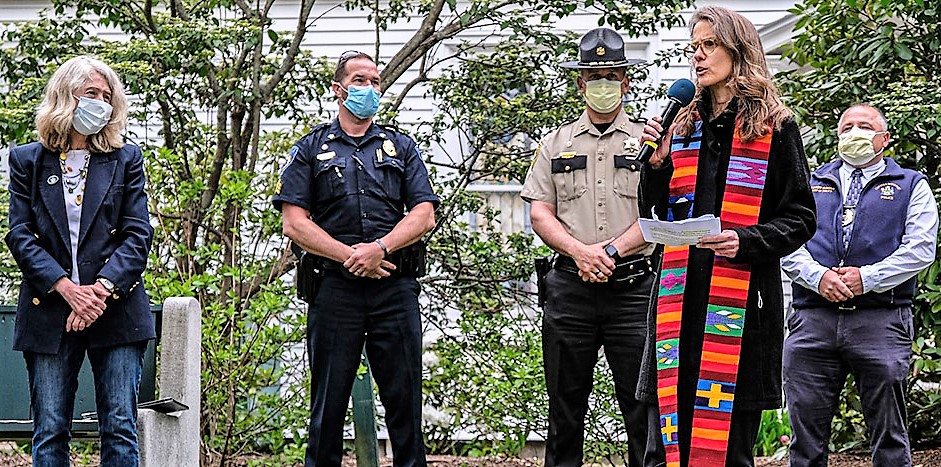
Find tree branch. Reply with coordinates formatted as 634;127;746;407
260;0;317;99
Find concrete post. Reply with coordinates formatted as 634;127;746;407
138;297;202;467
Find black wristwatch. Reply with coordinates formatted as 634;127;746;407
604;244;620;260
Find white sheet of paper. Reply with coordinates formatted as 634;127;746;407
638;213;721;246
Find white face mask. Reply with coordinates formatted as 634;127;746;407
838;126;887;167
72;96;113;136
583;78;623;114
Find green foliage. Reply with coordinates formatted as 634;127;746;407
0;0;694;463
828;378;868;452
755;409;791;459
420;192;549;453
782;0;941;174
784;0;941;450
0;3;326;464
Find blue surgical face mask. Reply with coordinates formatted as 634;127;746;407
72;96;113;135
337;83;380;119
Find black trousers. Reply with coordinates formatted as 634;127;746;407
305;273;426;467
542;268;653;467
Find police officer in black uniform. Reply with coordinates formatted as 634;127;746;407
273;51;438;467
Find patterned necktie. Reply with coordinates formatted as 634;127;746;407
842;168;863;251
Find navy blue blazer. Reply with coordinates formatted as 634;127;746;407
5;142;155;353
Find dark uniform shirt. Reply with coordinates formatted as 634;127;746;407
273;119;439;245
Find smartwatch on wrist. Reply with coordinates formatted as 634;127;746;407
604;244;620;260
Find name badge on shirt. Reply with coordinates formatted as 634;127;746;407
559;151;576;159
316;151;336;161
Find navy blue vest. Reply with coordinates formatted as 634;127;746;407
793;158;925;309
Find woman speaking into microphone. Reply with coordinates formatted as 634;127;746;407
636;6;816;467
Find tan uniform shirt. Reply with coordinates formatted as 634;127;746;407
521;109;653;255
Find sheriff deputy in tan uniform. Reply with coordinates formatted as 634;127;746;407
521;27;665;467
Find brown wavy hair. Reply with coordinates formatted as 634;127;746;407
35;56;128;153
675;6;791;141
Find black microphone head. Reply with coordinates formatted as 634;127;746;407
667;79;696;106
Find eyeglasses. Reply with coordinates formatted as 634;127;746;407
683;38;722;58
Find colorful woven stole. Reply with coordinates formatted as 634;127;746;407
655;121;772;467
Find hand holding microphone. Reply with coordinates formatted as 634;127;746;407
639;79;696;166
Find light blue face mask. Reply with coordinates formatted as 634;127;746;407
337;83;380;119
72;96;113;135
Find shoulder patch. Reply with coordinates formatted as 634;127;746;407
529;144;541;173
280;145;301;175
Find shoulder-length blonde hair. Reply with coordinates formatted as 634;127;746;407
35;56;128;153
675;6;791;141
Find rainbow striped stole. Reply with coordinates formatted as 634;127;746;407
655;121;772;467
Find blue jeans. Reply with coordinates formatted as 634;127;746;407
24;333;147;467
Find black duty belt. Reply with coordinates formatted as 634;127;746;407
554;254;654;284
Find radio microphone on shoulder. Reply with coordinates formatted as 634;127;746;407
637;79;696;163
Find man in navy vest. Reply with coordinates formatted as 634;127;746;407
781;104;938;467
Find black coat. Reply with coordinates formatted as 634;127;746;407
5;142;155;354
637;101;816;409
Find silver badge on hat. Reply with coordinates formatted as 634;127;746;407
47;175;59;185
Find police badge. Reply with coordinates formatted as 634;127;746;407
623;136;641;153
842;206;856;227
382;139;397;158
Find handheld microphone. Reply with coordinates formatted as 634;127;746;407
637;79;696;163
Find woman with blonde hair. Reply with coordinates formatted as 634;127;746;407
637;6;816;467
5;55;154;466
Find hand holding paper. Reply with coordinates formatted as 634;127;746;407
638;211;721;246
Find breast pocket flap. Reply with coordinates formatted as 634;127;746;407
313;156;347;177
614;154;642;171
550;155;588;173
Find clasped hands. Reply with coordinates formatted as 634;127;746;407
56;280;111;332
574;239;616;283
818;266;863;302
341;242;397;279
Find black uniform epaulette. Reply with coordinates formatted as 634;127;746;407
304;121;331;139
377;123;403;136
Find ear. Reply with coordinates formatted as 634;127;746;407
576;75;587;94
332;82;344;100
620;77;630;94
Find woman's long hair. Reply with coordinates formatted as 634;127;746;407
675;6;791;141
35;56;128;153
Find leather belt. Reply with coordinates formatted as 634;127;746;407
554;254;654;284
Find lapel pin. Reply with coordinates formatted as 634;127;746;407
47;175;59;185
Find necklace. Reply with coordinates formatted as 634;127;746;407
60;150;90;205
